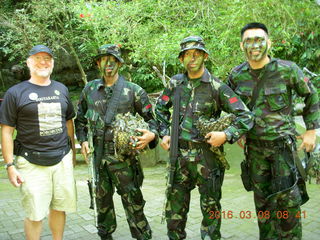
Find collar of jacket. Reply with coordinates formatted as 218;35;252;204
97;78;119;90
184;68;211;83
242;56;278;72
97;78;105;90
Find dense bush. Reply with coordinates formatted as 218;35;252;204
0;0;319;92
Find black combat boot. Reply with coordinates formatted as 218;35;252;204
100;235;113;240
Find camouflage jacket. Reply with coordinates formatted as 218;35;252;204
227;58;320;140
155;68;254;144
75;77;158;148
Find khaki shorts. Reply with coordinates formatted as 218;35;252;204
16;150;77;221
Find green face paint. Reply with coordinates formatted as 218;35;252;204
182;49;205;74
243;36;268;62
99;55;120;77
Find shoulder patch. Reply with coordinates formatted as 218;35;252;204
229;96;238;104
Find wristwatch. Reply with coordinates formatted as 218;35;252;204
4;162;15;170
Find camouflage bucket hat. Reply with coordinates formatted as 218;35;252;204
178;36;209;58
94;44;124;63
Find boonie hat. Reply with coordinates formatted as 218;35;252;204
94;44;124;63
178;36;209;58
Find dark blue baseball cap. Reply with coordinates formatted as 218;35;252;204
29;45;53;57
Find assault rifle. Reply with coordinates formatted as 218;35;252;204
87;130;98;227
161;86;181;223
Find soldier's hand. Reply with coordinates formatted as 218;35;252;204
237;135;246;149
161;135;171;151
297;129;316;152
81;141;90;163
205;131;227;147
7;166;24;187
134;128;155;150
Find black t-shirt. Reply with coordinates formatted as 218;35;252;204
0;80;75;157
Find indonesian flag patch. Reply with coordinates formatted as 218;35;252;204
229;97;238;104
162;95;170;101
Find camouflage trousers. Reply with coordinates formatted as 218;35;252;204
246;139;303;240
166;147;224;240
96;154;152;240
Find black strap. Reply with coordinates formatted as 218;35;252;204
248;71;265;110
168;86;182;188
94;76;125;167
293;152;307;181
104;76;125;126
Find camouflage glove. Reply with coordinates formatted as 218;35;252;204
196;114;236;170
113;112;149;160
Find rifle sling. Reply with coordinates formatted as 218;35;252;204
95;76;125;167
104;76;125;126
248;70;266;110
168;86;182;188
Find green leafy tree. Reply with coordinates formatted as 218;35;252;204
1;0;319;92
0;0;88;84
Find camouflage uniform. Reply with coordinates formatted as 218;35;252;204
227;58;320;239
75;45;158;240
155;36;254;240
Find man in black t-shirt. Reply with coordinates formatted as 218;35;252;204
0;45;77;240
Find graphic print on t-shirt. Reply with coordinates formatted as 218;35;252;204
38;102;63;136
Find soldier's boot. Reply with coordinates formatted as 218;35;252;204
98;229;114;240
136;231;152;240
100;235;113;240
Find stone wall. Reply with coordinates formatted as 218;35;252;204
0;47;97;96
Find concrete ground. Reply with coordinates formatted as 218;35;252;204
0;160;319;240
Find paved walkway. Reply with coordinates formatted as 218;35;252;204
0;163;319;240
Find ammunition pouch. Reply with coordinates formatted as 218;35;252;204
178;139;202;150
131;157;144;188
104;142;115;155
87;180;94;209
240;143;253;191
202;168;224;201
104;128;114;141
93;127;115;167
195;143;224;199
240;159;253;192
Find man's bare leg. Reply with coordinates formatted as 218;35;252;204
24;218;42;240
49;209;66;240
